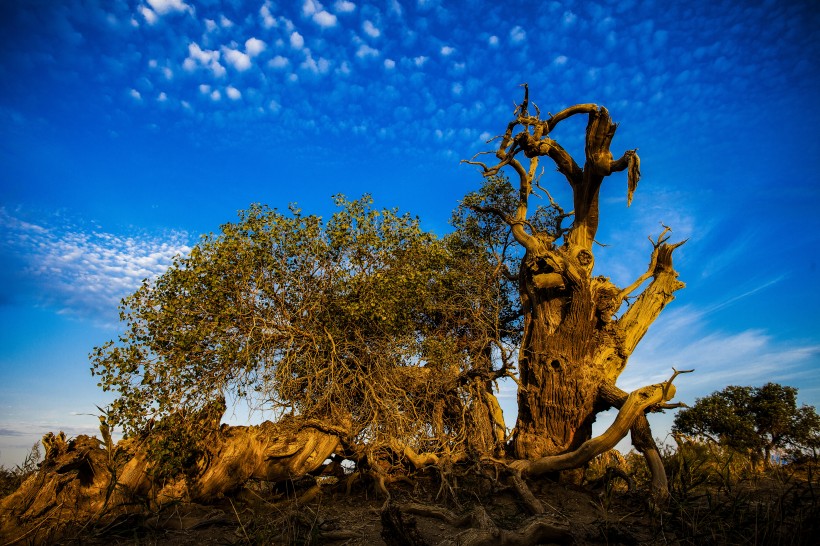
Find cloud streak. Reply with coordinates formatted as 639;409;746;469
1;209;190;321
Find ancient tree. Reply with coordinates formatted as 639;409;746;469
1;88;690;543
463;85;686;492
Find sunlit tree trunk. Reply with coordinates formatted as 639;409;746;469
464;86;686;492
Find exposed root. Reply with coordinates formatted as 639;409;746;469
444;517;573;546
509;473;544;515
380;500;431;546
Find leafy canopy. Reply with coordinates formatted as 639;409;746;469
91;194;519;453
673;383;820;461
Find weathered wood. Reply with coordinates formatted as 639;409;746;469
0;416;343;544
464;87;686;481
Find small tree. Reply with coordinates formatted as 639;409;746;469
91;195;516;468
673;383;820;465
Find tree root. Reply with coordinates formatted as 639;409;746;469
381;500;431;546
509;473;544;515
444;517;573;546
384;500;572;546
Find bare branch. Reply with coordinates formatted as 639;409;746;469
546;103;598;131
617;225;679;301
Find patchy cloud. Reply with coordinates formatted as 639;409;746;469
0;209;190;320
290;31;305;49
183;42;226;77
245;37;266;57
509;26;526;43
222;46;251;71
226;85;241;100
146;0;192;16
363;20;380;38
303;0;337;27
335;0;356;13
356;44;379;59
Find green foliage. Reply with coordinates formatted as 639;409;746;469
91;195;517;456
673;383;820;464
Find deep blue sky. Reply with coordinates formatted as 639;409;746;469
1;0;819;466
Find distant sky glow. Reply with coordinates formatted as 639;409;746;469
1;0;818;465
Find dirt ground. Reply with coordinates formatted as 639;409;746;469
34;473;697;545
4;461;819;545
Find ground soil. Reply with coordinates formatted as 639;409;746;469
3;461;819;545
15;472;682;545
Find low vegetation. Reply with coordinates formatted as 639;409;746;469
1;89;817;544
2;430;817;544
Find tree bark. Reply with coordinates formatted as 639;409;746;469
0;411;345;544
464;86;685;470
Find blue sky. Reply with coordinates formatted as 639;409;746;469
1;0;819;466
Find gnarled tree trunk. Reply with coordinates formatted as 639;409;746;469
464;85;686;490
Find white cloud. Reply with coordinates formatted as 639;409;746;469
211;62;226;78
184;42;225;77
335;0;356;13
220;15;233;28
303;0;321;16
384;58;396;69
268;55;290;69
210;89;221;100
157;92;168;102
139;6;158;24
290;31;305;49
223;46;252;71
313;10;337;27
129;89;142;100
363;20;380;38
510;26;526;43
302;0;338;26
387;0;402;16
301;52;330;74
0;209;191;320
337;61;351;75
440;45;454;56
146;0;192;15
226;86;241;100
198;84;210;93
245;37;266;57
356;44;379;59
188;42;216;64
553;55;568;65
413;55;427;67
488;35;498;46
619;305;820;401
260;2;276;28
205;18;217;32
451;82;463;96
268;99;281;112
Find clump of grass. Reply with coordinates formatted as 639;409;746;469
0;442;41;499
637;436;820;545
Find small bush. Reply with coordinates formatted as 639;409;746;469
0;442;41;499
